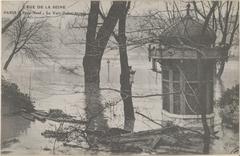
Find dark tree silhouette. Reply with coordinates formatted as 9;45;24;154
117;2;135;121
83;1;124;87
84;1;135;121
193;1;239;78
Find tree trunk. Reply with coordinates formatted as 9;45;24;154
84;82;108;148
197;55;210;154
83;1;100;86
118;2;135;121
83;1;122;87
201;2;218;34
2;4;24;34
216;60;225;78
216;45;230;78
95;2;123;68
4;51;15;70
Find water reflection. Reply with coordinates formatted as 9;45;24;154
85;84;108;131
1;115;31;148
1;52;238;154
84;84;109;148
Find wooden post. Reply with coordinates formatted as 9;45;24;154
152;59;156;71
206;81;210;114
206;65;212;114
155;72;158;84
169;69;174;113
107;59;110;82
197;55;210;154
180;67;186;114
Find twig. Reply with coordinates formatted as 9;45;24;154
136;111;164;127
63;143;112;152
100;87;180;98
192;1;206;19
52;122;64;154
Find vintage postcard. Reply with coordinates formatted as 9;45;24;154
1;0;239;155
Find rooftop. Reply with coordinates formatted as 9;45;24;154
161;5;216;46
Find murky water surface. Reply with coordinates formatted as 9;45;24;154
1;51;239;155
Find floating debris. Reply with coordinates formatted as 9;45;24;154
20;109;87;124
48;109;73;119
47;117;87;124
2;138;20;148
34;110;49;117
42;147;51;151
20;112;35;121
31;112;46;122
41;124;204;154
99;126;203;154
41;130;68;141
1;151;12;154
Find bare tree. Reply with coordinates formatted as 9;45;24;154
2;2;27;34
98;1;135;121
193;1;239;78
3;14;51;70
83;1;124;87
133;1;238;154
83;1;135;121
116;1;135;121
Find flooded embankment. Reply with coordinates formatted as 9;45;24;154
1;51;239;155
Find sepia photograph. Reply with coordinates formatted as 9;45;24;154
1;0;239;155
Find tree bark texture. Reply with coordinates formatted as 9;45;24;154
83;1;100;86
118;2;135;120
83;1;123;87
3;51;15;70
197;55;210;154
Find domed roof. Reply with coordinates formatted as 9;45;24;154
161;15;216;46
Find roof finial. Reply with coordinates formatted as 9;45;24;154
187;3;190;15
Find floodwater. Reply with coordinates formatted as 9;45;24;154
1;48;239;155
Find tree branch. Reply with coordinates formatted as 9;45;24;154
2;2;27;33
100;87;180;98
192;1;206;19
201;1;218;34
229;2;239;46
98;6;120;43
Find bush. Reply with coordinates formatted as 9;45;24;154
219;84;239;130
219;84;239;110
1;77;35;112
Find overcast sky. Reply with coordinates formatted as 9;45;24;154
1;0;200;29
1;0;181;16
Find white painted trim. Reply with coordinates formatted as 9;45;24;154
169;69;174;113
162;110;214;119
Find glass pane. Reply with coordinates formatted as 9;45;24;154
162;69;169;80
173;82;180;114
208;82;214;113
184;68;198;81
185;83;199;95
173;70;180;81
185;94;198;115
185;83;199;115
173;82;180;92
162;81;169;112
173;94;180;114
